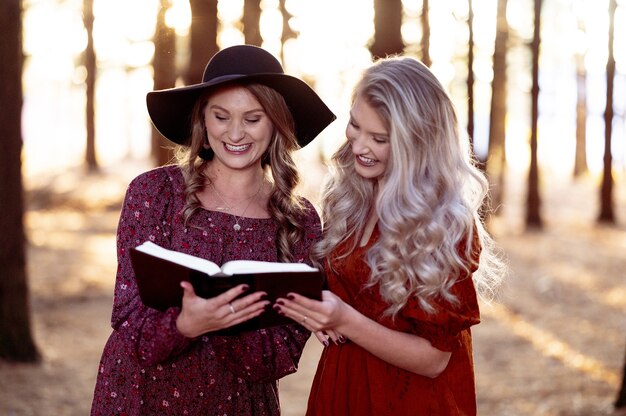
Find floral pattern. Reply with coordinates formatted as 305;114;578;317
91;165;321;415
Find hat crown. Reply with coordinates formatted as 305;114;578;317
202;45;284;83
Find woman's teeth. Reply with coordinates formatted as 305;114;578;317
358;155;376;165
225;143;251;152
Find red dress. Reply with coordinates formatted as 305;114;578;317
306;226;481;416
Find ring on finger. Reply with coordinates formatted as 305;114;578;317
229;303;236;314
302;315;308;324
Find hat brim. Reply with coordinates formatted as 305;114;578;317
146;73;336;148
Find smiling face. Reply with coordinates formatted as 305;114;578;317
204;85;274;172
346;94;390;180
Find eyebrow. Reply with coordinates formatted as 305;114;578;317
208;104;265;115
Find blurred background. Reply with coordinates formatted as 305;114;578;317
1;0;625;415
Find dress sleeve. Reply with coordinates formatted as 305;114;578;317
210;199;322;382
110;167;192;366
402;230;482;352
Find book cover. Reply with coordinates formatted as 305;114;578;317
128;242;324;334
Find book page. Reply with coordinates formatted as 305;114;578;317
135;241;222;275
221;260;317;276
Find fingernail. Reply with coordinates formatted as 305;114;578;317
276;300;285;306
338;336;346;344
287;294;295;300
273;305;284;315
241;285;250;291
323;340;330;347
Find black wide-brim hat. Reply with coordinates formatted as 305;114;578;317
147;44;336;148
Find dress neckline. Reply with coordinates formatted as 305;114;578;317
357;223;379;249
200;207;272;220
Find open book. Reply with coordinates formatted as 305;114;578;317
129;241;324;334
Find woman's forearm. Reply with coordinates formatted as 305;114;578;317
337;305;451;378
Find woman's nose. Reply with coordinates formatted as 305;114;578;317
349;134;367;153
228;122;245;141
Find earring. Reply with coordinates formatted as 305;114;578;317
199;147;213;161
261;151;271;166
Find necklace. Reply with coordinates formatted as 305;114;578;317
210;180;264;231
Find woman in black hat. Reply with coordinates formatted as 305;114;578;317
90;45;335;415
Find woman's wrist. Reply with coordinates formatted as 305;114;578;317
175;311;197;338
335;302;362;341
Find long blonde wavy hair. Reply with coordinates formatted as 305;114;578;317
177;82;306;262
314;57;504;316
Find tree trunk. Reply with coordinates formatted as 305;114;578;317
243;0;262;47
615;338;626;409
83;0;98;171
467;0;476;153
598;0;616;223
420;0;431;67
526;0;542;229
279;0;297;62
279;0;297;44
617;337;626;408
573;16;588;177
0;0;40;362
573;51;588;177
186;0;219;86
369;0;404;59
152;0;177;166
485;0;508;211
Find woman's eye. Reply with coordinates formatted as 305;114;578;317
215;114;227;121
246;118;261;124
373;136;388;144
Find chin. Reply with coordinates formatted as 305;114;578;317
355;168;383;180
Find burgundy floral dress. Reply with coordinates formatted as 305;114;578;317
90;165;320;416
306;226;481;416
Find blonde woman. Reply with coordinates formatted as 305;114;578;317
275;56;504;415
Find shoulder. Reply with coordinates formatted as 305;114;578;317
287;197;321;245
121;165;186;214
299;197;320;216
298;197;321;225
126;165;185;196
128;164;184;187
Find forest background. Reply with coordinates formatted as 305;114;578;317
1;0;626;415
